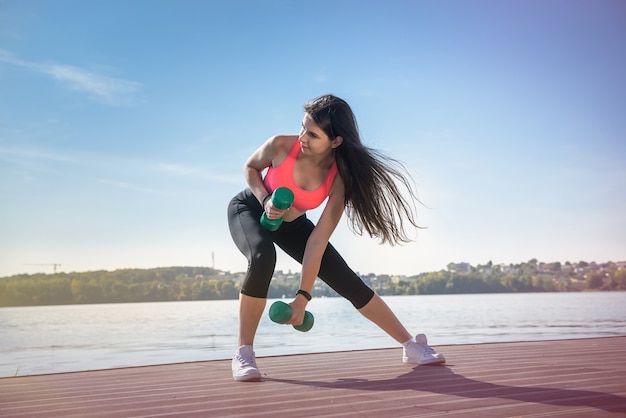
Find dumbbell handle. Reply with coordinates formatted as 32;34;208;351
260;187;294;231
269;301;314;332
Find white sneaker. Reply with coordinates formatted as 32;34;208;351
232;345;262;382
403;334;446;365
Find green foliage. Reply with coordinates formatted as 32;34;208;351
0;267;238;307
384;260;621;295
0;260;623;307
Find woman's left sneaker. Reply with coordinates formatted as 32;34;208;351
403;334;446;365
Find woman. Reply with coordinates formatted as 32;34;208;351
227;94;445;382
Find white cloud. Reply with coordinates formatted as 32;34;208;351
43;64;141;106
1;143;241;188
0;49;142;106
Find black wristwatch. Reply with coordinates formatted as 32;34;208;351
296;289;312;301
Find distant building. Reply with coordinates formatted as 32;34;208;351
448;262;471;273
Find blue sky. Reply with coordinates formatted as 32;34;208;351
1;0;624;277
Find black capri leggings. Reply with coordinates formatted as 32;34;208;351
227;188;375;309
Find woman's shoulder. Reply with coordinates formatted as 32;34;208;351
265;135;298;167
268;134;298;151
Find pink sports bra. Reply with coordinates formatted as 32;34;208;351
264;140;338;212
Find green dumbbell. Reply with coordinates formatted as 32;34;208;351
269;301;314;332
260;187;294;231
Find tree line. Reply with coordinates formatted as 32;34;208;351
372;260;626;296
0;260;624;307
0;267;238;307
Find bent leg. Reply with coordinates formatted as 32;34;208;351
238;294;266;346
227;190;276;347
227;189;276;298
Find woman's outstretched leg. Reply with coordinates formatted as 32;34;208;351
274;221;446;366
357;293;412;343
358;294;446;365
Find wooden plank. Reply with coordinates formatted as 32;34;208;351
1;337;625;417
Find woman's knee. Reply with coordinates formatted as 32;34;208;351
317;246;375;309
250;242;276;274
241;242;276;298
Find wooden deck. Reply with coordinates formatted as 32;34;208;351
1;337;625;417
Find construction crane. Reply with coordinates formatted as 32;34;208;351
26;263;62;274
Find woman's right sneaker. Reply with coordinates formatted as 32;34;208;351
232;345;262;382
403;334;446;365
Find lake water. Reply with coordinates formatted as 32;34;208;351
1;292;625;377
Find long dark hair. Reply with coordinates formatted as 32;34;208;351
304;94;421;245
